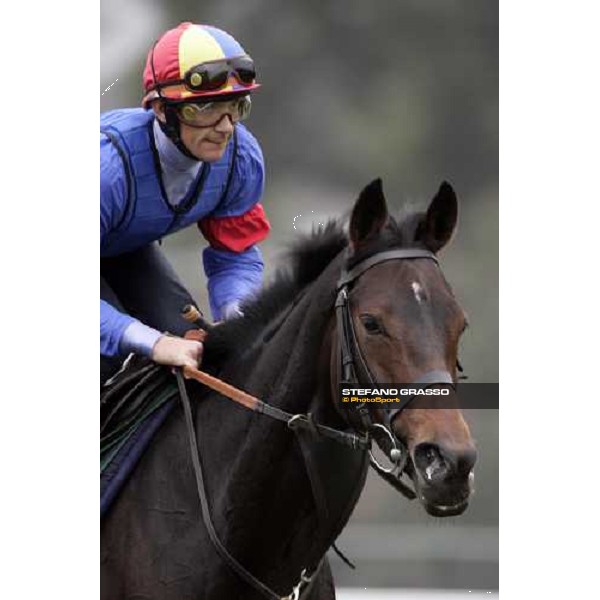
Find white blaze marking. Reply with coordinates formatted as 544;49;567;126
412;281;424;303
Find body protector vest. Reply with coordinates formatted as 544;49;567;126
100;108;246;257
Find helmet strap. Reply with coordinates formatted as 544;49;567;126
158;103;199;162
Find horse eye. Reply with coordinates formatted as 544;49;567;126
360;314;383;334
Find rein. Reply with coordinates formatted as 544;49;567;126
175;246;456;599
175;368;347;600
180;365;368;450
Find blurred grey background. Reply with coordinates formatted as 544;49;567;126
101;0;498;592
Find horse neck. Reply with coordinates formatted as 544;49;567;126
197;255;349;586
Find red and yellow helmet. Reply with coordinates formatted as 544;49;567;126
142;22;260;108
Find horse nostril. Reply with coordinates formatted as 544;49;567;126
414;443;448;482
414;443;477;483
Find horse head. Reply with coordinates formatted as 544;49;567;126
332;178;476;517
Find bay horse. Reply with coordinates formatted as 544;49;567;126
101;179;477;599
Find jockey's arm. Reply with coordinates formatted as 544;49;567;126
198;128;270;321
202;244;265;320
100;140;201;366
100;139;155;358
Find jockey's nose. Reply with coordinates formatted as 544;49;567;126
215;114;234;134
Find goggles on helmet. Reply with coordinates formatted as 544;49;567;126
173;96;252;128
153;56;256;96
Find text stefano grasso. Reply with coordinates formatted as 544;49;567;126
341;388;451;396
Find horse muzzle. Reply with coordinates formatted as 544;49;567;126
410;441;477;517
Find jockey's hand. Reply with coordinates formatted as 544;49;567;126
151;335;203;369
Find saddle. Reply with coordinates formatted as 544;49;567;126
100;329;206;516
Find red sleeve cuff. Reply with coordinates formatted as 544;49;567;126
199;203;271;253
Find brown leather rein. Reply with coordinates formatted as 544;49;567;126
181;364;369;450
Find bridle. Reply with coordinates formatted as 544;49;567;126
176;246;456;600
334;248;455;484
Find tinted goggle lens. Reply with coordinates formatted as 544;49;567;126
230;56;256;84
184;57;256;92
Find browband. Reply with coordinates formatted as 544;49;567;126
337;248;438;290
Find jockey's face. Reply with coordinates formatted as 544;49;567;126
181;115;234;162
152;101;234;162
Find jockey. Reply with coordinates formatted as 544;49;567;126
101;22;270;385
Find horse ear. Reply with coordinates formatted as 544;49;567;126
349;178;389;250
419;181;458;253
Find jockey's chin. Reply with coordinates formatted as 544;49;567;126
191;137;230;162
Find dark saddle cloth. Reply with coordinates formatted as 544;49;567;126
100;357;178;517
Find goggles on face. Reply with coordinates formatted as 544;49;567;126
174;96;252;128
157;56;256;94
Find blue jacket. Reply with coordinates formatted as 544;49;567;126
100;109;270;357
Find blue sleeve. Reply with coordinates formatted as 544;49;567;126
100;299;136;357
200;125;270;320
203;245;264;320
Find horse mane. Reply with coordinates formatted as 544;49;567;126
203;209;425;365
